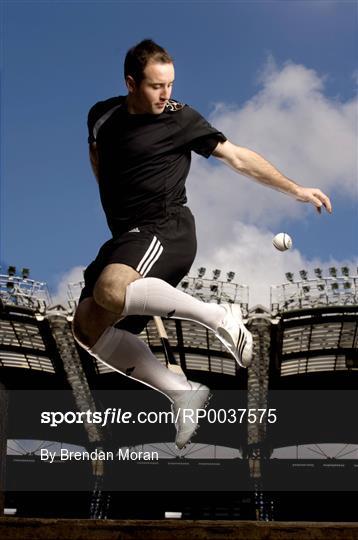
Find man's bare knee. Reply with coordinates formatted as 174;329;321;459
72;297;119;348
93;263;140;314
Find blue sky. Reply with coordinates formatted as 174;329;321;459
1;1;357;306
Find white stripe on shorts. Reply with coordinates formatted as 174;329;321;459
142;245;164;277
140;240;163;276
136;236;163;276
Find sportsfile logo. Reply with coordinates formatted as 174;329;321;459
40;408;277;427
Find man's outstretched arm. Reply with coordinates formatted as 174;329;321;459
212;140;332;214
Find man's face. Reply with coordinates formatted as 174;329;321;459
127;60;175;114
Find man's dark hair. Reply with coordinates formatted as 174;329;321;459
124;39;173;84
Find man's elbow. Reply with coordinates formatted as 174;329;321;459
230;146;256;175
213;141;247;171
225;149;248;173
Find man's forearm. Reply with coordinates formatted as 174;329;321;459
212;140;332;213
231;146;300;197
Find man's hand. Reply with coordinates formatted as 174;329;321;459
294;186;332;214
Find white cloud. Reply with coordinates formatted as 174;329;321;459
186;58;357;305
51;265;85;307
188;57;357;243
211;58;356;196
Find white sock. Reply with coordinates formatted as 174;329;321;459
90;326;191;400
122;277;226;330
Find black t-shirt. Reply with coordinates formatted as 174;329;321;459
87;96;227;235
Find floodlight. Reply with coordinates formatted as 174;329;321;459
227;271;235;282
343;282;352;290
195;279;203;290
210;283;218;293
302;285;310;294
341;266;349;277
314;268;323;279
7;266;16;276
329;267;337;278
317;283;325;291
212;269;221;280
299;270;308;280
6;281;14;290
22;268;30;279
181;279;189;289
285;272;294;283
331;282;339;291
197;267;206;278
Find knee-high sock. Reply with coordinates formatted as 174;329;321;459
122;277;226;330
90;326;191;400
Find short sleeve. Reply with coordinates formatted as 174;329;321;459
87;97;124;144
176;105;227;158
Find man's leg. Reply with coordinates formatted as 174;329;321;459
93;264;252;367
74;296;191;396
73;269;211;448
93;264;225;329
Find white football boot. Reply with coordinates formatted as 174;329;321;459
171;381;212;450
216;303;253;368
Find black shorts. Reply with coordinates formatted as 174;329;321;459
79;205;197;334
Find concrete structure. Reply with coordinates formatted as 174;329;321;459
0;268;357;523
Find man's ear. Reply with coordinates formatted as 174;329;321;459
126;75;136;94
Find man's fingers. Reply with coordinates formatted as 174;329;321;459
312;195;323;213
311;190;332;214
296;187;332;213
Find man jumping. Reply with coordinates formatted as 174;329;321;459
73;39;332;449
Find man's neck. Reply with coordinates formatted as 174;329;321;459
126;95;144;115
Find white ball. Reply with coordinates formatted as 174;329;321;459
273;232;292;251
